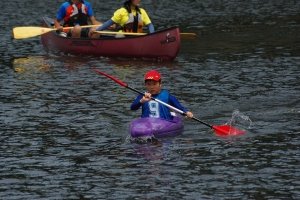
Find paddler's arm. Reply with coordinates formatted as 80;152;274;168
131;94;144;111
54;18;64;32
96;19;115;31
147;23;154;33
142;9;154;33
131;92;151;110
169;95;194;118
89;16;102;26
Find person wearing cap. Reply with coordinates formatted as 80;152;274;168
131;70;194;120
92;0;154;36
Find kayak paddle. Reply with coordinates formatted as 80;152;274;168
12;25;101;39
92;68;245;136
96;31;197;39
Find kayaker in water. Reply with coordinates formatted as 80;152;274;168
93;0;154;36
131;70;194;120
54;0;114;38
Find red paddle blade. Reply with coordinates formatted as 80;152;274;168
212;125;246;136
92;68;127;87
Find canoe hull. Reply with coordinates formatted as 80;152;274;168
41;17;180;61
130;116;184;138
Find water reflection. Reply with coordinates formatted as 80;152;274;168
126;139;195;194
13;56;50;73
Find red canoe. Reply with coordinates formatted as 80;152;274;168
41;17;180;61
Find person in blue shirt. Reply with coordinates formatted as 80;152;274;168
131;70;194;120
54;0;106;38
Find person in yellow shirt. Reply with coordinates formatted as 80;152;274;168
94;0;154;34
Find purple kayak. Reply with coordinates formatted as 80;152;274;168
130;115;184;138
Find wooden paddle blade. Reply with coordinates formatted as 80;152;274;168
180;33;197;39
212;125;246;136
12;27;56;39
13;25;101;39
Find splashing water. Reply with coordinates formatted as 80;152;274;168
126;134;158;143
227;110;252;131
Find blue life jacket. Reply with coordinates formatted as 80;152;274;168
141;90;172;120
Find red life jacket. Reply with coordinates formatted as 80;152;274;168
63;0;88;27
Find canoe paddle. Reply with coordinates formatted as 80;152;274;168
12;25;101;39
92;68;246;136
96;31;197;39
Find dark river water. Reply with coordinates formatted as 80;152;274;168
1;0;300;199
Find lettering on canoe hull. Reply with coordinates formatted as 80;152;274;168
70;41;96;47
160;33;176;44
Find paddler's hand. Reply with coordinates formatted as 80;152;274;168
90;26;101;34
56;25;64;32
108;24;116;30
185;111;194;118
140;92;151;103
